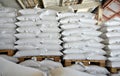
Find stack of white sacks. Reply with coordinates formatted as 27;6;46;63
0;7;17;50
14;8;63;57
58;12;106;60
101;17;120;68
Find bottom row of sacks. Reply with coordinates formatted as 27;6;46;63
1;55;118;76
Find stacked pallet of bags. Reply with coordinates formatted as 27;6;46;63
58;12;106;61
101;17;120;68
14;7;63;57
0;7;17;50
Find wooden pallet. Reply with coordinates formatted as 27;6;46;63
64;59;106;67
18;55;61;62
0;50;14;56
108;67;120;73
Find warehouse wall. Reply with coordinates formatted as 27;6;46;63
0;0;21;9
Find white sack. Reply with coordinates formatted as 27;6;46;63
59;16;80;24
108;57;120;62
62;29;101;36
50;67;95;76
40;60;63;70
38;32;61;39
63;48;106;55
0;57;44;76
101;32;120;38
85;65;109;74
0;23;16;28
15;38;62;44
57;12;77;19
0;7;17;13
0;28;16;34
0;12;17;17
104;20;120;26
107;61;120;68
66;64;85;72
62;35;103;42
104;37;120;44
79;18;97;24
14;50;63;57
15;21;36;26
14;45;37;50
20;60;41;68
63;41;104;49
40;10;57;16
0;38;15;44
0;55;19;63
60;22;100;30
101;26;120;32
63;54;87;60
105;44;120;50
17;26;61;33
40;15;57;20
107;50;120;57
87;54;107;60
0;17;16;23
0;44;14;49
19;8;44;15
17;14;40;21
76;12;95;19
15;33;36;39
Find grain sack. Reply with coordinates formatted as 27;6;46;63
0;7;17;13
60;22;100;30
50;67;95;76
0;23;16;28
0;28;16;34
105;44;120;50
62;30;101;36
0;12;17;17
15;33;36;39
63;41;104;49
15;21;36;26
57;12;77;19
0;57;44;76
17;14;40;21
66;64;85;72
0;55;19;63
107;61;120;68
104;20;120;26
108;57;120;62
104;37;120;44
85;65;109;75
19;8;44;15
14;50;63;57
101;32;120;38
15;38;62;44
59;16;80;24
76;12;95;19
63;53;87;60
0;17;16;23
62;35;103;42
87;54;107;60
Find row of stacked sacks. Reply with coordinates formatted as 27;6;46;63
0;7;17;50
0;56;110;76
14;8;63;57
100;17;120;68
57;12;107;61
